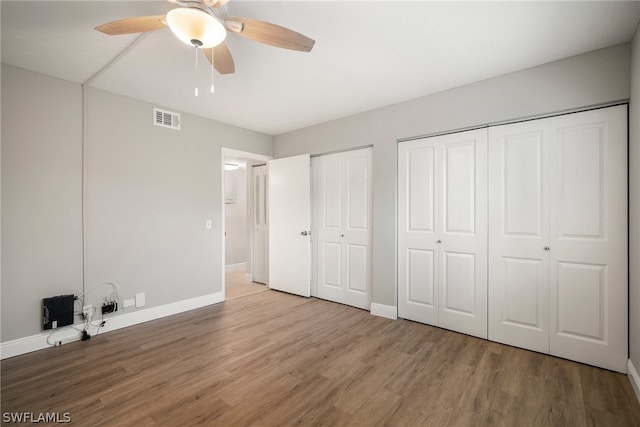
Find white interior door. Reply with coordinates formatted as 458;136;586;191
398;129;487;338
313;148;372;310
268;154;311;297
488;119;551;353
252;165;268;284
548;106;627;372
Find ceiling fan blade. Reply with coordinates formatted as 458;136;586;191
225;17;315;52
95;15;167;35
204;43;235;74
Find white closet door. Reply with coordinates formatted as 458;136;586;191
398;129;487;338
252;165;268;284
488;119;551;353
313;148;372;310
548;106;627;372
437;131;488;338
398;138;439;325
488;105;628;372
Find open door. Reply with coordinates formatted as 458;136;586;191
268;154;311;297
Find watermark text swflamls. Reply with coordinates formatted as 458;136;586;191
2;412;71;423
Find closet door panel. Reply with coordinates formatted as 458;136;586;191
399;129;486;337
441;251;476;315
502;257;545;327
347;243;368;295
556;261;605;340
438;131;487;338
549;105;627;373
503;133;544;237
398;140;439;325
342;150;372;309
347;155;369;230
406;249;436;308
313;148;372;310
315;155;345;303
323;242;342;288
488;121;550;353
443;141;475;234
556;125;604;238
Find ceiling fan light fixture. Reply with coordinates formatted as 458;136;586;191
166;8;226;49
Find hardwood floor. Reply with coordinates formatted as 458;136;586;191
225;270;268;300
2;290;640;426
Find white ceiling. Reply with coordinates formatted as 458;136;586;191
2;1;640;135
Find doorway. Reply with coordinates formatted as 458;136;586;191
221;148;272;300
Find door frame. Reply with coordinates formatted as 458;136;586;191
221;148;272;300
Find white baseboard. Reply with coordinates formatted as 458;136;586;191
225;262;247;272
370;303;397;320
0;292;224;360
629;359;640;403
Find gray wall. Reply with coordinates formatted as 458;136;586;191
1;65;272;342
630;25;640;373
1;65;83;341
273;43;631;308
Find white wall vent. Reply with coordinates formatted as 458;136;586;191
153;108;181;130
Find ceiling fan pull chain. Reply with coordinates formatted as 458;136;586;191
210;47;215;94
194;46;199;97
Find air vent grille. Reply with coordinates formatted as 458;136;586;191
153;108;181;130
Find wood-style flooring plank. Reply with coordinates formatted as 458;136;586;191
2;289;640;426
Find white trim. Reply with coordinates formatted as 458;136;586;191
0;292;223;360
225;262;247;272
370;303;398;320
629;359;640;403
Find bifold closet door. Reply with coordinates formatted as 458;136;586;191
547;106;627;372
488;105;628;372
398;129;488;339
488;119;551;353
313;148;372;310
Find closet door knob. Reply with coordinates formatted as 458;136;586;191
544;246;550;251
436;240;442;244
300;230;309;236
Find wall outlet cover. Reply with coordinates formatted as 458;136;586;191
135;293;145;308
123;299;135;308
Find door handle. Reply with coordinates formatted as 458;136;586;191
436;240;442;244
300;230;309;236
544;246;550;251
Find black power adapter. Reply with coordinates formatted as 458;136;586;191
102;301;117;314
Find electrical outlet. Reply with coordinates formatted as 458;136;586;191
123;299;135;308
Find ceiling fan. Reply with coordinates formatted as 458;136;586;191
95;0;315;75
